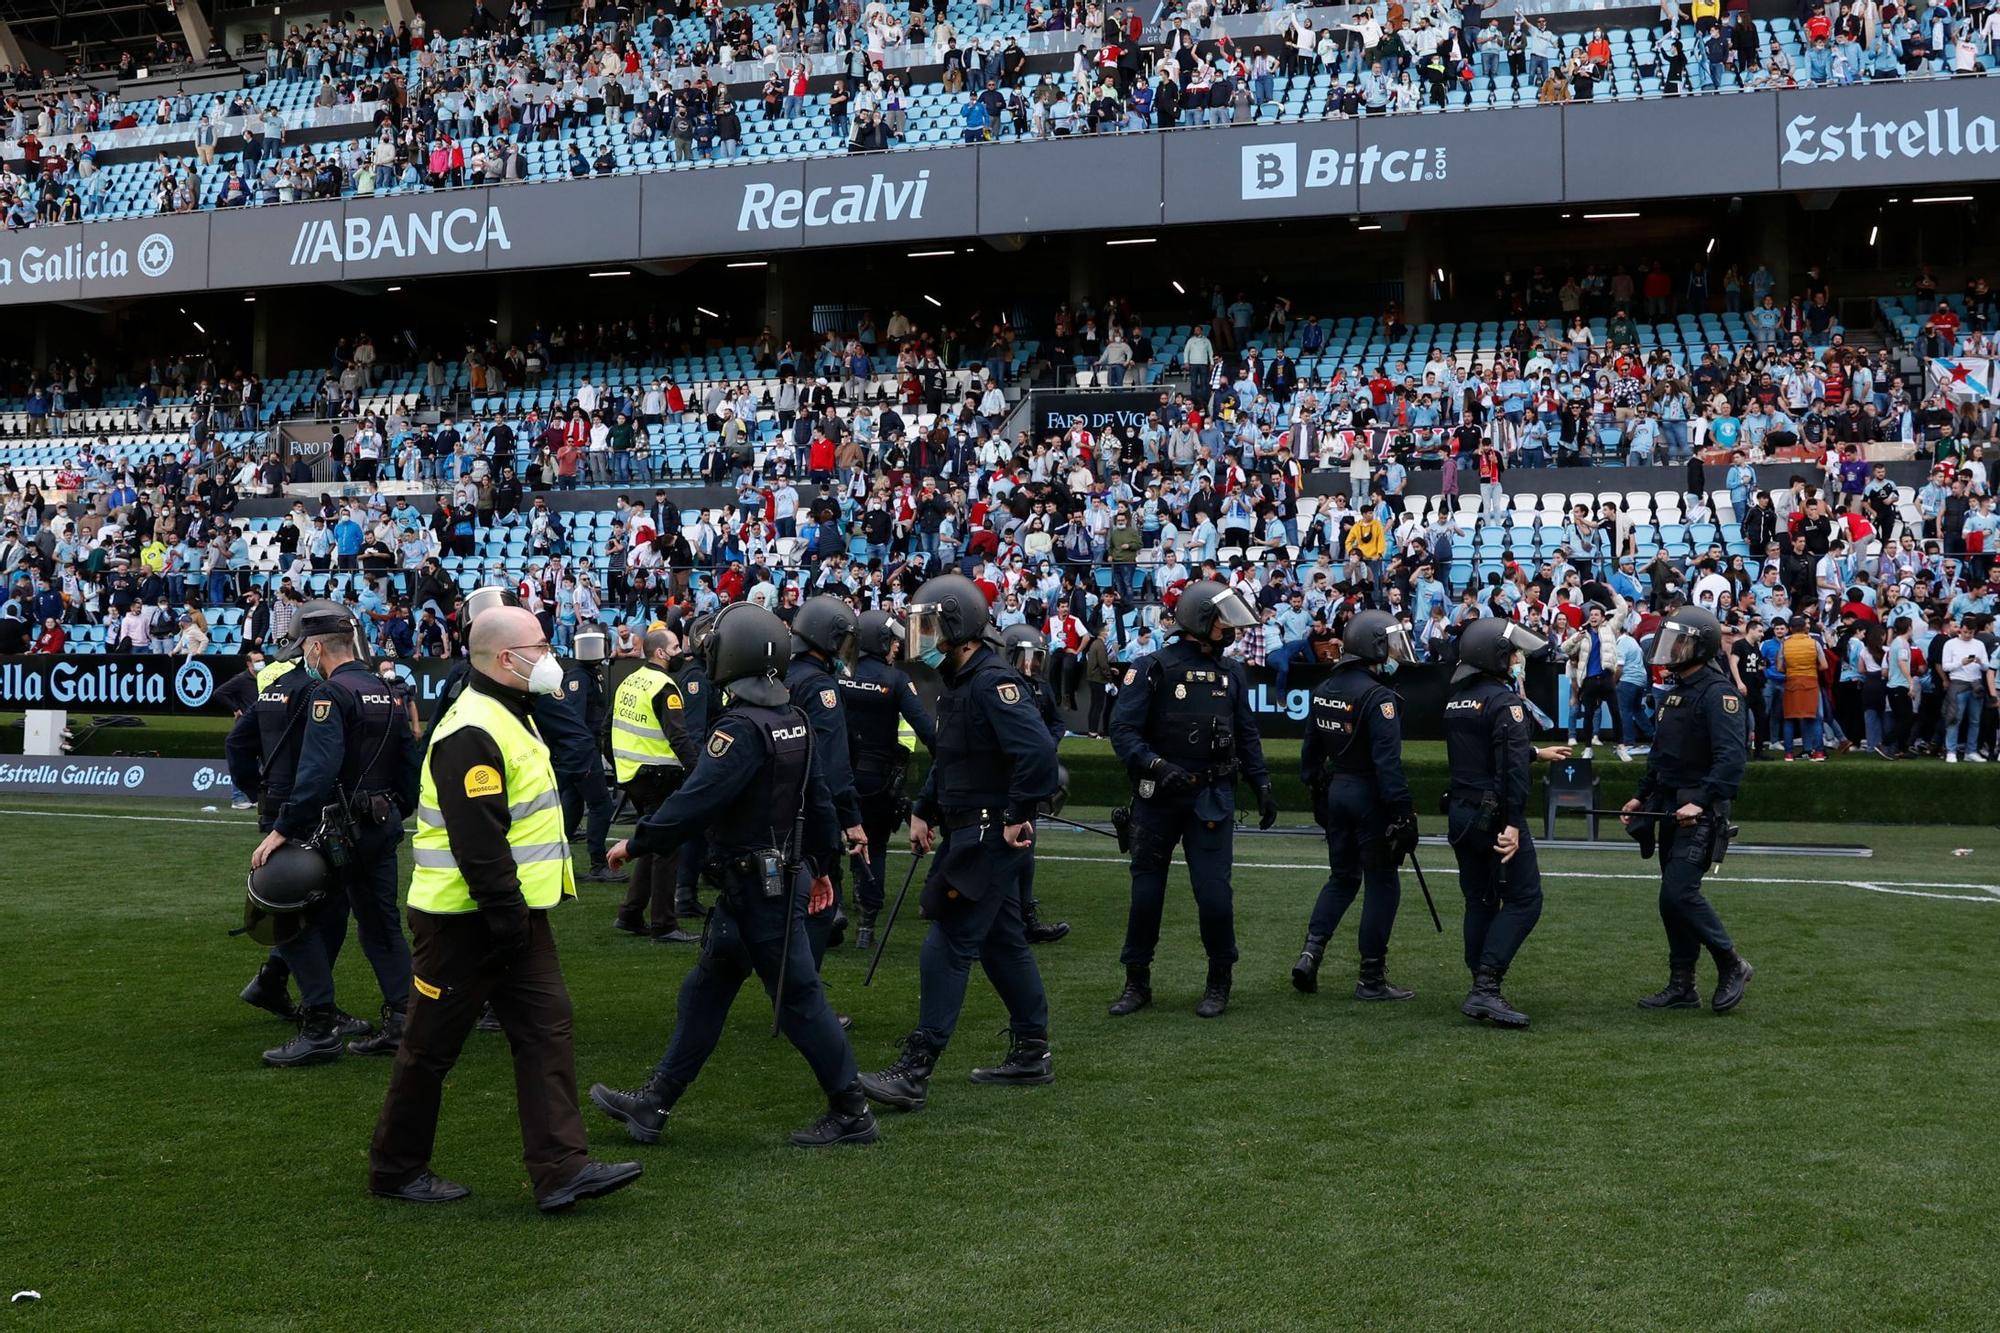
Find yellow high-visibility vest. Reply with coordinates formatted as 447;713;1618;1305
610;662;685;783
408;686;576;915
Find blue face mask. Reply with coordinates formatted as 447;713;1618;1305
303;650;322;682
1380;658;1400;677
918;648;946;669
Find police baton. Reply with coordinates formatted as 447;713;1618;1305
1405;847;1444;933
1038;813;1122;841
864;849;927;988
772;877;799;1038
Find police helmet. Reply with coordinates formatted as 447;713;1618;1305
792;594;860;662
1453;617;1548;685
856;608;905;660
706;602;791;706
1338;609;1418;668
276;598;354;662
462;585;522;628
685;613;717;660
1172;579;1259;642
239;842;332;947
1651;605;1723;669
1000;622;1048;679
572;628;609;663
907;574;991;663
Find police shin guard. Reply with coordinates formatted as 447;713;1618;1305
859;1031;940;1112
790;1082;881;1148
1460;967;1529;1029
1354;957;1414;1002
1290;934;1328;994
1023;899;1071;945
261;1006;344;1067
1107;965;1152;1017
1195;962;1232;1019
1710;951;1755;1015
588;1071;685;1145
240;959;299;1022
1638;963;1702;1010
347;1004;405;1056
969;1032;1055;1085
854;910;877;952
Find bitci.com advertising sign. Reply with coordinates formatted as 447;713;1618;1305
1;78;1995;305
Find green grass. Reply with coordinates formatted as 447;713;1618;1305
2;797;1997;1329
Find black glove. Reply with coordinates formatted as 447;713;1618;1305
1385;812;1420;861
1152;760;1195;796
478;901;533;972
1257;785;1279;830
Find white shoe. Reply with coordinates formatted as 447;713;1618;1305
1580;746;1594;759
231;796;254;810
1616;745;1632;762
1946;751;1959;763
1968;752;1989;764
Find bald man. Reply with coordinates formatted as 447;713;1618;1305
611;626;698;941
368;606;642;1212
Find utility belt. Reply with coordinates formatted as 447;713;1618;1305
940;804;1006;829
314;787;396;869
1138;758;1238;799
1446;785;1503;834
700;844;791;911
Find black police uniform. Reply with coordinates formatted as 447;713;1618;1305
907;644;1059;1049
1442;672;1543;979
1109;636;1271;974
1633;662;1748;981
1299;661;1412;979
278;659;422;1023
671;651;715;917
619;701;857;1104
786;651;864;957
224;659;321;1013
554;657;615;872
837;650;936;919
1014;667;1068;933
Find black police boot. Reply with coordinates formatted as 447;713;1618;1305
1711;951;1755;1014
1354;957;1414;1001
263;1006;344;1067
1638;964;1702;1010
790;1082;881;1147
854;910;877;951
1107;965;1152;1017
1195;962;1232;1019
588;1071;685;1145
329;1007;373;1040
970;1032;1055;1085
1290;934;1328;994
827;908;848;951
858;1031;939;1112
1460;967;1530;1029
347;1004;405;1056
1023;899;1072;944
240;959;298;1022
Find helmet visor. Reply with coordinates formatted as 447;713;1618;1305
241;893;306;948
1009;643;1045;678
908;604;951;663
1499;621;1548;658
1384;624;1419;664
1210;589;1259;631
1651;622;1702;667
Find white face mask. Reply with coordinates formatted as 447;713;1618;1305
510;648;564;695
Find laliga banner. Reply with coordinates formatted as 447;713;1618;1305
0;756;238;797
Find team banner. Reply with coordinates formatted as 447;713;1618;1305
2;79;1998;304
1927;356;1997;403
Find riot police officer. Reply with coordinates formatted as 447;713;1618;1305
786;595;870;956
1293;609;1419;1002
1108;580;1275;1019
671;614;717;922
838;609;936;950
1000;623;1071;944
1443;618;1552;1028
562;628;618;882
587;603;877;1148
859;575;1061;1113
224;602;338;1057
1622;606;1755;1013
610;626;698;942
251;607;421;1060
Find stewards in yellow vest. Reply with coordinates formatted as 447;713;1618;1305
367;604;641;1213
611;627;699;942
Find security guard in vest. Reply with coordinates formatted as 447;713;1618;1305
588;603;878;1149
839;609;936;950
611;625;699;942
1443;618;1554;1028
859;575;1062;1114
563;628;618;882
1293;609;1420;1003
1000;622;1071;944
786;595;870;956
671;614;716;922
368;603;643;1211
250;605;421;1061
1621;605;1755;1014
226;602;342;1060
1107;580;1275;1020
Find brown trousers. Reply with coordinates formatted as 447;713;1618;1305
368;909;588;1202
619;769;683;930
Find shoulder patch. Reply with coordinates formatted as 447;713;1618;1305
820;688;838;710
1722;694;1740;714
687;680;699;694
665;693;685;710
311;698;332;723
1379;701;1396;720
997;681;1022;705
707;730;735;760
1510;704;1524;722
463;764;503;798
1123;668;1137;686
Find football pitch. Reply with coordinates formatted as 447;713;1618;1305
3;798;1997;1331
